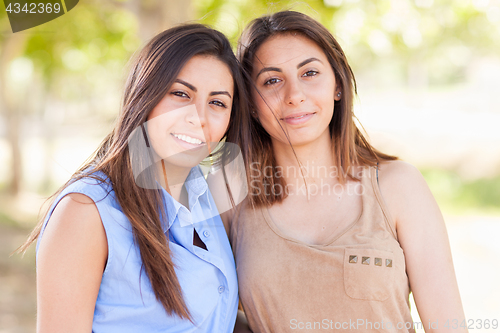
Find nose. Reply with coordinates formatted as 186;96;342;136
185;101;210;142
185;102;206;128
285;79;305;106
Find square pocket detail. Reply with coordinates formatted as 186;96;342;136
343;248;394;301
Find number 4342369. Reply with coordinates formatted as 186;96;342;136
444;319;498;330
6;2;62;14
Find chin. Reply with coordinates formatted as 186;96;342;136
275;133;320;147
163;155;205;169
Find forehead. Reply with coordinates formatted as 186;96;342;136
177;55;234;91
253;34;327;69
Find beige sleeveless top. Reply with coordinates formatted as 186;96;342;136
226;166;415;332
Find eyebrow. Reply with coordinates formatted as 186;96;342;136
256;57;323;79
210;91;232;98
255;67;283;78
175;79;196;92
297;57;322;69
256;67;282;79
175;79;232;98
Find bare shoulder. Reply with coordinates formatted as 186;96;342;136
49;193;102;226
376;160;436;227
60;192;97;206
377;160;429;194
39;192;107;256
378;160;423;182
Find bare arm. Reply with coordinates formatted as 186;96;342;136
379;161;467;333
36;193;108;333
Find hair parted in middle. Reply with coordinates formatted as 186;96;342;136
237;10;397;207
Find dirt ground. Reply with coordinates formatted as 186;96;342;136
0;223;36;333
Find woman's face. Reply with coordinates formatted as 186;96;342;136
251;34;341;149
146;55;234;169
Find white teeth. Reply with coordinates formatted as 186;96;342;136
290;114;306;119
173;134;202;145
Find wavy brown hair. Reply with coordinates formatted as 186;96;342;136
19;24;250;320
237;10;397;207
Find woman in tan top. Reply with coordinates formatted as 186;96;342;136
211;10;467;333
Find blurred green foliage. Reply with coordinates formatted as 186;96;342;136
1;0;139;78
195;0;500;86
422;169;500;215
1;0;139;121
1;0;498;107
22;3;139;81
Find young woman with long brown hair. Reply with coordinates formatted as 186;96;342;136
19;24;251;332
215;10;467;332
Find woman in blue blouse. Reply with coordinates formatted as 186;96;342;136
19;24;250;332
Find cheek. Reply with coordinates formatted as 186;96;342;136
146;108;159;123
145;114;172;153
321;94;336;112
209;114;231;142
310;86;335;111
253;94;279;122
221;115;231;136
253;88;272;111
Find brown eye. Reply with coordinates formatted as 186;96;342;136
302;70;319;77
264;77;281;86
171;91;189;98
210;100;227;108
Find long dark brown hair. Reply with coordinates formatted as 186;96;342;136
237;10;397;206
19;24;250;320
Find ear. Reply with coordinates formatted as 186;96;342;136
334;88;342;101
251;109;260;123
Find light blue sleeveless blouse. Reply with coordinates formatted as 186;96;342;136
36;167;238;332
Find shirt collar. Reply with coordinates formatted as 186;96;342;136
162;166;211;230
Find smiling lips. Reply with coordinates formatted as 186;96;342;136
281;112;316;125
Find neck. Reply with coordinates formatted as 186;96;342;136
156;161;191;204
271;131;338;185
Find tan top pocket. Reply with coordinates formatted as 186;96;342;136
344;248;394;301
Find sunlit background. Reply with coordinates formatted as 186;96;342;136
1;0;499;332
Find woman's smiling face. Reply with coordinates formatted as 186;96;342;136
145;54;234;169
252;33;341;149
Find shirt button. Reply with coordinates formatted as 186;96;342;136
218;285;225;294
203;230;210;238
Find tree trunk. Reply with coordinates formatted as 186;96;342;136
5;109;21;194
0;34;28;196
